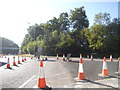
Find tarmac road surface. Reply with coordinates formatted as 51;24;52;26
0;56;119;88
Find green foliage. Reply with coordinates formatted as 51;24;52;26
84;25;106;50
94;12;111;25
21;6;119;57
70;6;89;31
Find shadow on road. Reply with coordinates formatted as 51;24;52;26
4;67;15;70
46;60;56;62
86;79;118;89
66;60;79;63
0;62;7;67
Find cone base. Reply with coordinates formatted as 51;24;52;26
91;59;93;61
98;74;110;78
38;78;46;88
6;64;10;69
110;59;113;61
74;77;88;82
13;62;17;66
18;61;21;64
33;85;51;89
78;73;85;80
102;69;109;76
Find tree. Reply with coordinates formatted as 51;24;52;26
86;25;106;48
70;6;89;31
94;12;111;25
58;12;70;32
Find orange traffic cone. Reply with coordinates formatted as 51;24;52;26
57;54;59;59
110;54;113;61
78;57;85;80
24;57;26;61
18;56;20;64
22;56;24;62
115;59;120;75
91;55;93;61
6;58;10;68
98;57;109;77
38;60;46;88
13;56;17;66
63;54;65;61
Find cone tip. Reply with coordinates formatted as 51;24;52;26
104;57;106;62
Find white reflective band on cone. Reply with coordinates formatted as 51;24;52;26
91;55;93;58
110;56;112;59
39;67;45;78
7;60;10;64
103;61;107;69
79;63;84;73
80;56;82;58
13;58;15;62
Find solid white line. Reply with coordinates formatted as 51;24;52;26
19;75;36;88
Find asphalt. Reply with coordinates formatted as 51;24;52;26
1;56;119;88
61;58;118;81
1;57;39;88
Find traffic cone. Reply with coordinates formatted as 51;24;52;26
6;58;10;68
18;56;20;64
91;55;93;61
98;57;109;77
115;59;120;75
13;56;17;66
38;60;46;88
63;54;65;61
78;57;85;80
110;54;113;61
24;57;26;61
22;56;24;62
57;54;59;59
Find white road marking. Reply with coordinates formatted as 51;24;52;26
46;72;67;78
19;75;36;88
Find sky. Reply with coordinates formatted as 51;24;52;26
0;0;119;47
